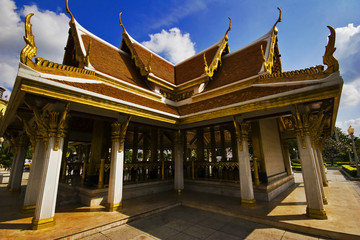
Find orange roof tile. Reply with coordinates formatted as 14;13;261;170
81;35;148;89
175;45;219;85
52;79;179;115
131;42;175;84
178;84;318;116
204;41;267;92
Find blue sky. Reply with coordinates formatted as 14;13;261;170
1;0;360;135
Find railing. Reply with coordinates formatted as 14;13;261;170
124;161;174;183
184;161;239;182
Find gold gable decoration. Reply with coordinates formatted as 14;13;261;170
204;18;231;78
323;26;339;74
119;12;152;77
20;14;37;66
261;8;282;75
20;13;96;78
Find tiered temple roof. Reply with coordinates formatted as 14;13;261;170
3;3;341;132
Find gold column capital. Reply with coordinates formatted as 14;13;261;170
233;117;249;151
111;116;131;152
25;102;70;151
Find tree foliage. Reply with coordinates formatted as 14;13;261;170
322;127;352;165
0;141;13;169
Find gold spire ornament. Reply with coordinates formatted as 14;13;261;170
20;13;37;66
66;0;75;24
204;17;231;78
261;7;282;74
323;26;339;74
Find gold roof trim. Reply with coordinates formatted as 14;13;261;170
259;65;325;80
20;13;37;66
204;18;231;78
34;58;96;77
323;26;339;74
120;13;152;77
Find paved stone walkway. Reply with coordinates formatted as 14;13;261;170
1;170;359;239
83;205;325;240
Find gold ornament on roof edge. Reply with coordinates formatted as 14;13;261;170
204;17;231;78
323;26;339;74
20;13;37;66
66;0;75;24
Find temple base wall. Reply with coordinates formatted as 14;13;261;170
58;180;174;207
184;174;294;202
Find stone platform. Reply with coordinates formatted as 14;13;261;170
0;170;359;239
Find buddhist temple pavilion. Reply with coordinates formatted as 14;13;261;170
0;1;343;230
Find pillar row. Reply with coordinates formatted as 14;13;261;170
294;106;327;219
8;134;28;193
23;139;45;212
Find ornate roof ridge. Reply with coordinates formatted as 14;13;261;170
260;25;340;80
35;57;96;76
20;13;96;79
259;65;325;79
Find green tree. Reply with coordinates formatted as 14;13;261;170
322;127;352;165
0;141;13;170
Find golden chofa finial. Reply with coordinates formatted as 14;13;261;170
20;13;37;66
323;26;339;74
273;7;282;34
119;12;126;33
225;17;232;36
66;0;75;24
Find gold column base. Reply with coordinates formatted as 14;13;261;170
97;183;104;189
241;199;256;207
323;197;328;205
306;207;328;219
175;189;183;195
105;202;122;212
31;217;55;230
22;205;36;213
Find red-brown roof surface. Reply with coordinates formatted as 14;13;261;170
81;35;148;89
52;79;179;115
177;84;319;116
175;44;220;85
131;41;175;84
204;41;267;92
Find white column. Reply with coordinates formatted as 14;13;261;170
296;135;327;219
106;117;131;212
234;120;255;207
316;148;328;186
174;131;184;193
32;137;64;229
8;135;27;193
107;139;124;211
23;140;45;212
30;103;70;230
312;147;327;205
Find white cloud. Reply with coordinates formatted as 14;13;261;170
142;28;196;64
336;118;360;135
340;78;360;108
335;24;360;81
150;0;207;30
0;0;69;97
20;5;69;63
